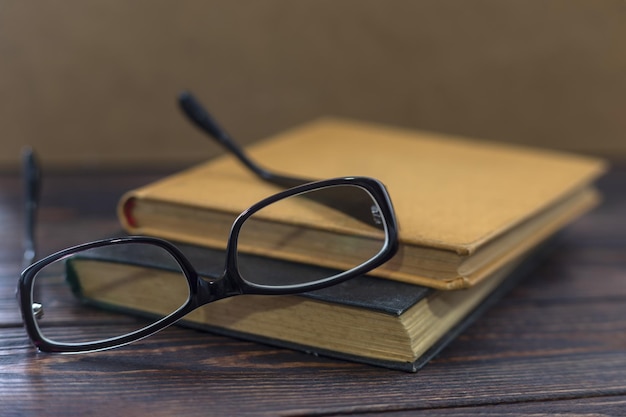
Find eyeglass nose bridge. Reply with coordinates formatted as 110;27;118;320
194;270;242;306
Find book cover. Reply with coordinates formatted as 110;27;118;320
118;118;605;289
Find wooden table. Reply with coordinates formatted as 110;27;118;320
1;164;625;416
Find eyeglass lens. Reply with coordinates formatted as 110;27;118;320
237;184;387;287
30;242;191;345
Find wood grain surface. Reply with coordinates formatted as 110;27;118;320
0;165;624;416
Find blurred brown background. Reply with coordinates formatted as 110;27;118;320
1;0;624;170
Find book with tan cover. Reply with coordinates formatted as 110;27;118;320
118;118;605;290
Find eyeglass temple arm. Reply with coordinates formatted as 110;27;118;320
178;91;386;229
21;147;41;269
178;91;312;189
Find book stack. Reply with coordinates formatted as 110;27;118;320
69;118;605;371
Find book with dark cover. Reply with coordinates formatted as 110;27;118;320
65;239;547;372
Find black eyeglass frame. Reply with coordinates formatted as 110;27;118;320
18;176;399;354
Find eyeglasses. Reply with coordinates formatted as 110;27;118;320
18;148;399;354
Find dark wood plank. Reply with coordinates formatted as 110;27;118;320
343;396;626;416
2;333;626;417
